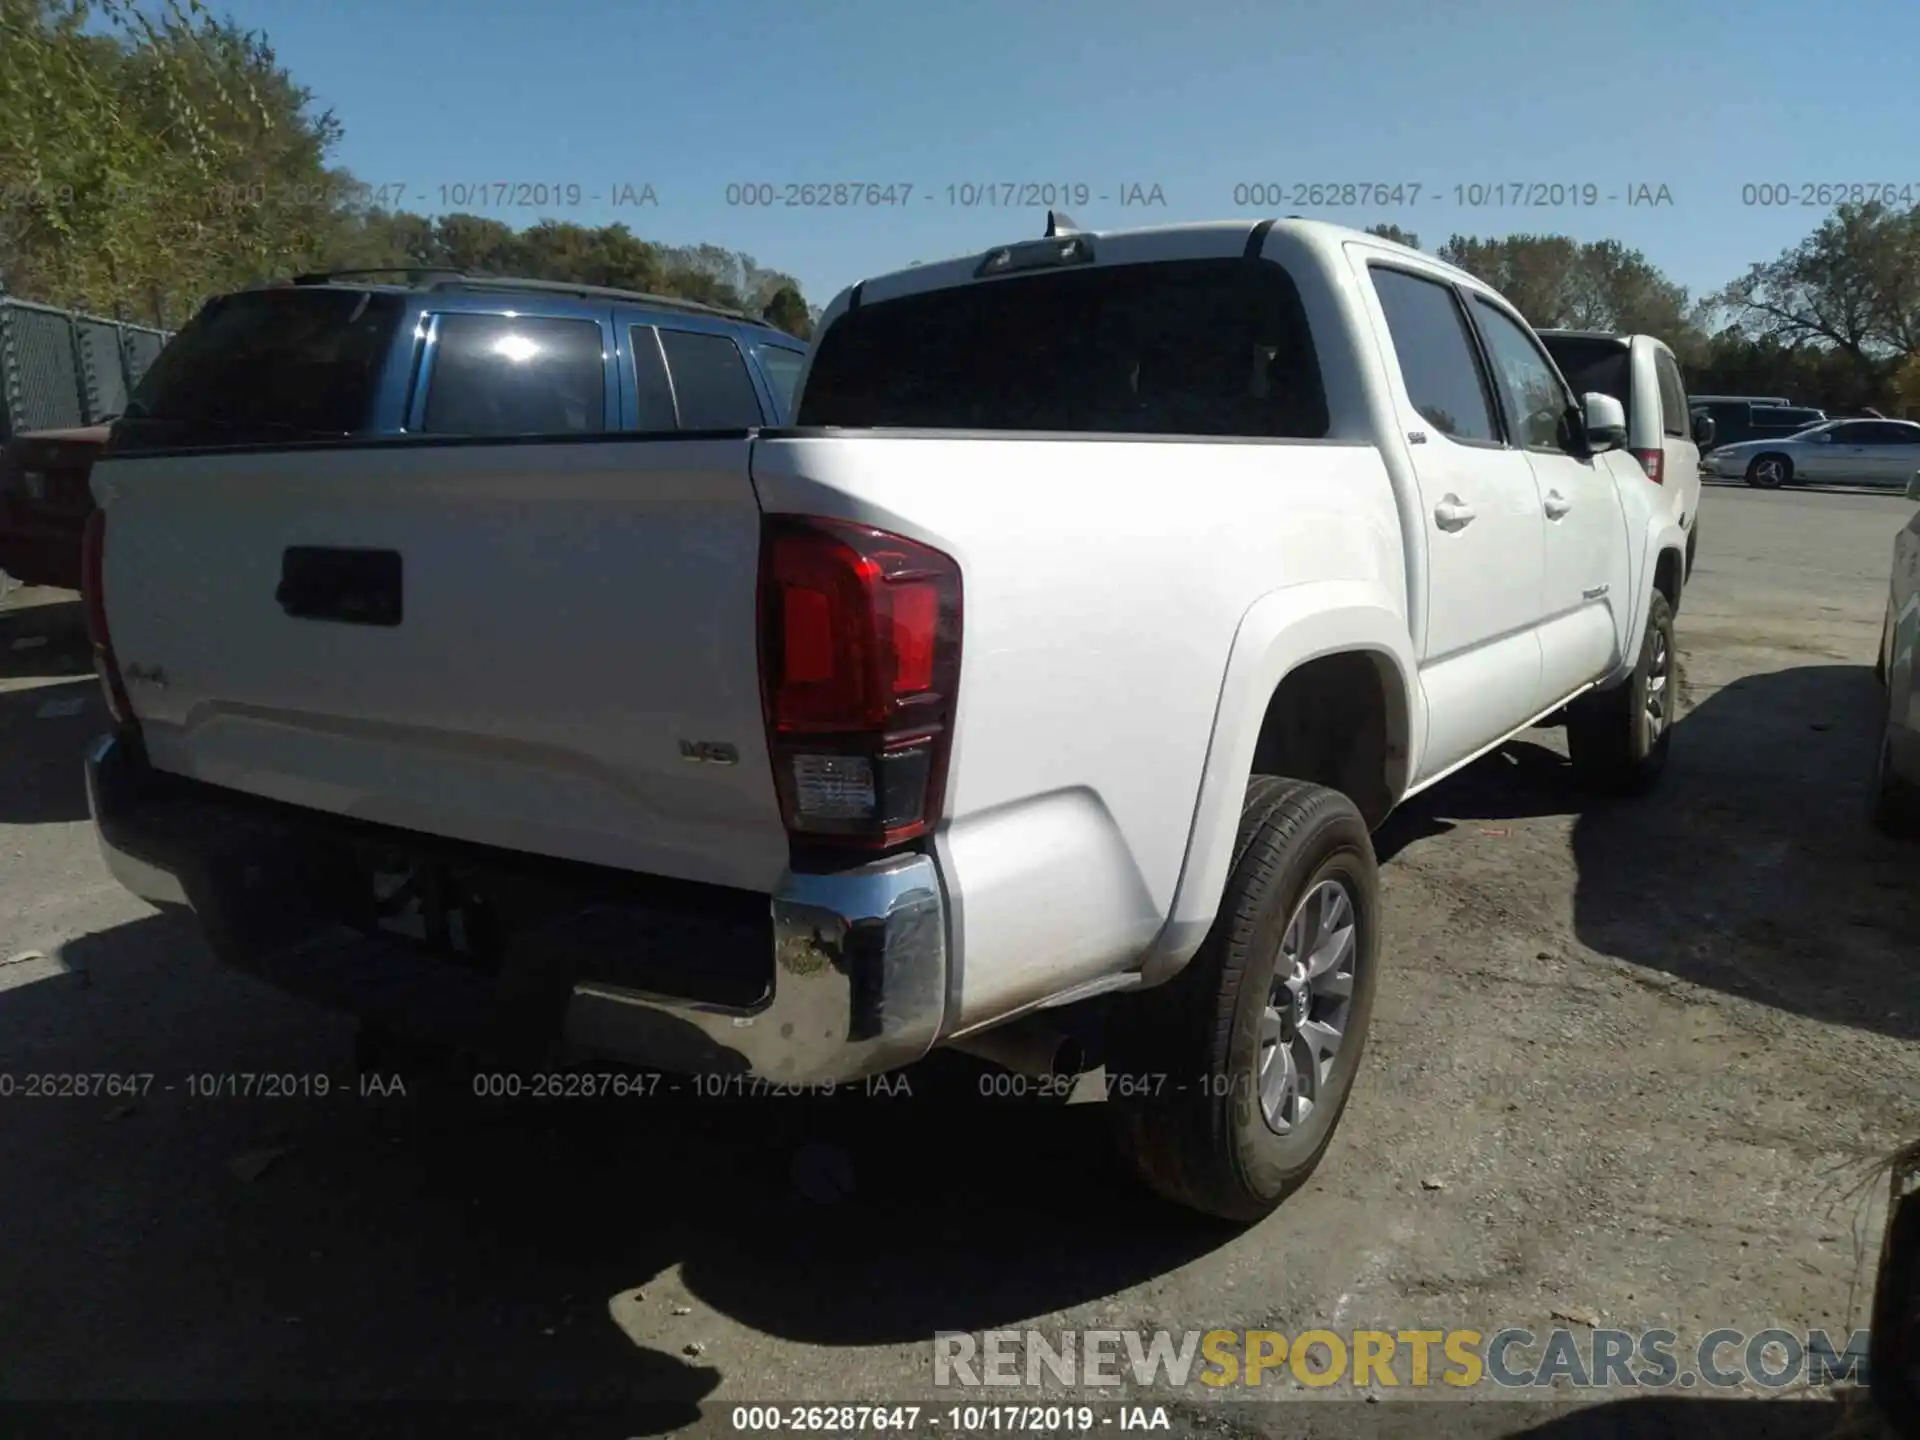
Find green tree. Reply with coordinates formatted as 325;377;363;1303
1;0;345;323
1364;223;1420;249
1717;201;1920;403
761;284;812;339
1432;233;1693;339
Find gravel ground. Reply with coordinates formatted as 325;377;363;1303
1;480;1916;1438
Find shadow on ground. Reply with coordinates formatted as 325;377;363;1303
0;672;101;824
1499;1395;1863;1437
0;594;99;824
1377;662;1920;1043
0;910;1222;1410
1182;1396;1870;1438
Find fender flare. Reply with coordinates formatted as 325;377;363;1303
1600;515;1688;691
1136;579;1421;987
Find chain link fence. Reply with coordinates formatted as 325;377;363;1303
0;288;172;439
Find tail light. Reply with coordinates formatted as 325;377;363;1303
1632;447;1664;484
81;508;139;732
758;516;962;849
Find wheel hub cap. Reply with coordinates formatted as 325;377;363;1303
1645;627;1670;741
1257;878;1359;1136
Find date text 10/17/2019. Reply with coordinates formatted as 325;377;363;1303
1229;182;1676;209
722;182;1168;209
726;1404;1174;1432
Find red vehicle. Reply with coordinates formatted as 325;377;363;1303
0;424;110;592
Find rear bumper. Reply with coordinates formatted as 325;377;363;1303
86;734;948;1083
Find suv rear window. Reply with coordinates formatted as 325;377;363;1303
117;288;403;450
1539;336;1632;429
797;259;1328;438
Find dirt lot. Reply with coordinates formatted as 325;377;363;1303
2;482;1917;1438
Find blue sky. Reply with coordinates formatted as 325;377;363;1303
225;0;1919;312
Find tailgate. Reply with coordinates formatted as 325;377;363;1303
90;438;790;893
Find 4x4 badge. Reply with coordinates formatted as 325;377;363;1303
678;739;738;765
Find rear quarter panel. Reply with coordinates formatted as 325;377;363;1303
750;431;1411;1030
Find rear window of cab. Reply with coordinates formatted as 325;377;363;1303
798;258;1328;439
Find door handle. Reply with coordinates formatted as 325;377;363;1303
1543;491;1572;519
1434;497;1475;531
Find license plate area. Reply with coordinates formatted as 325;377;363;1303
363;851;501;974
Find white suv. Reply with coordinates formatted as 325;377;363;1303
1540;330;1707;578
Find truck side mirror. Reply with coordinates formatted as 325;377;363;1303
1691;412;1715;447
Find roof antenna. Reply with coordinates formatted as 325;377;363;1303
1045;209;1079;238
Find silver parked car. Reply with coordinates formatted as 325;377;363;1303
1707;416;1920;488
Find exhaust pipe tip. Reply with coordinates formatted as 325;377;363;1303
950;1021;1086;1080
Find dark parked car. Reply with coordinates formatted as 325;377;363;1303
1689;400;1826;451
1;270;809;590
108;269;809;456
0;423;111;591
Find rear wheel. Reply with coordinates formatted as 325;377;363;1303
1567;590;1675;795
1872;700;1920;840
1109;778;1380;1223
1746;454;1791;489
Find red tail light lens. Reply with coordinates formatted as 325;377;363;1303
758;516;962;849
1632;447;1664;484
81;508;138;730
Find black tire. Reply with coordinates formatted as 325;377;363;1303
1745;453;1791;489
1567;590;1675;795
1109;778;1381;1223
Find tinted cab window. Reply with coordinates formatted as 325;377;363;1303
1370;268;1498;443
800;258;1327;438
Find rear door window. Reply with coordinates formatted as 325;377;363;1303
420;313;607;436
1469;298;1574;453
1369;267;1498;444
798;258;1328;438
1860;421;1920;445
658;329;765;430
117;287;404;450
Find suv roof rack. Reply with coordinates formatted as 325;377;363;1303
283;268;772;326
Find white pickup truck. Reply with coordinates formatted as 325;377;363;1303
82;217;1686;1221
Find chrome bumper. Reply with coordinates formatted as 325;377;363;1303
86;734;950;1085
563;857;949;1084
